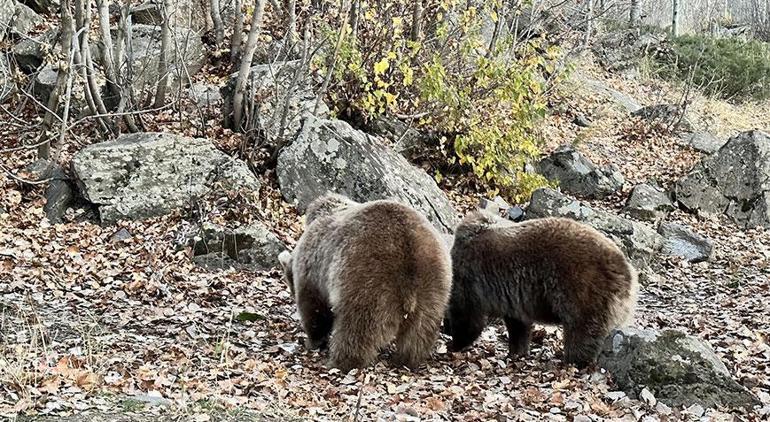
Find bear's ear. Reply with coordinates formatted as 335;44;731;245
278;250;294;292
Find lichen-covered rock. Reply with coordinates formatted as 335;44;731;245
658;222;713;263
72;132;260;224
675;130;770;228
578;75;642;113
222;60;327;145
598;328;758;409
527;188;663;270
187;222;286;271
277;116;458;233
624;184;675;222
536;145;624;199
131;0;195;28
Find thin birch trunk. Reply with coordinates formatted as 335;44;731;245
232;0;267;130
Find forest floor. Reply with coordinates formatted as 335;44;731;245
2;53;770;421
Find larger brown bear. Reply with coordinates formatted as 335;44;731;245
278;193;452;371
443;210;638;367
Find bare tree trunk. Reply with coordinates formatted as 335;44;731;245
584;0;594;45
349;0;359;39
630;0;641;25
96;0;119;98
231;0;244;63
38;0;75;159
119;2;141;132
210;0;224;48
232;0;267;130
154;0;174;108
284;0;297;44
672;0;681;37
410;0;422;42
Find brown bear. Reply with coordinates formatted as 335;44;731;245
443;210;638;367
278;193;452;371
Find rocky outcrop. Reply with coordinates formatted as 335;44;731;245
129;24;205;95
1;0;15;42
277;116;458;233
624;184;675;222
598;328;758;409
680;132;726;154
632;104;695;133
11;28;57;72
536;146;624;199
189;83;222;107
72;132;260;224
527;188;663;269
19;0;59;14
9;2;42;38
186;222;286;271
131;0;195;28
366;114;432;159
675;131;770;228
658;222;713;263
222;60;327;146
578;75;642;113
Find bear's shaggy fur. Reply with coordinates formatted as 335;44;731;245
444;211;638;367
278;194;452;371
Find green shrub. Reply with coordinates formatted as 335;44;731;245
314;0;561;202
653;35;770;101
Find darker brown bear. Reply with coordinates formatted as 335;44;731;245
444;211;638;367
278;193;452;372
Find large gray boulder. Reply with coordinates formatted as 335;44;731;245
536;146;624;199
277;116;458;233
578;75;642;113
527;188;663;269
367;114;432;159
624;184;675;222
222;60;327;145
72;132;260;224
658;222;713;263
131;0;196;28
598;328;758;409
129;24;205;95
675;131;770;228
186;222;286;271
11;28;57;72
9;2;42;38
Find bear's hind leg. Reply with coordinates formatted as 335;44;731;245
328;307;397;372
504;317;532;358
393;306;443;370
297;286;334;350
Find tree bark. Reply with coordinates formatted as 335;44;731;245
672;0;681;37
154;0;174;108
410;0;422;42
38;0;75;159
232;0;267;130
284;0;297;44
210;0;224;48
230;0;244;63
630;0;641;25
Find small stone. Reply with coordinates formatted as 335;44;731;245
506;205;525;222
658;222;713;263
606;391;626;401
110;228;132;243
685;404;705;417
655;402;671;415
640;387;656;406
573;114;592;127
